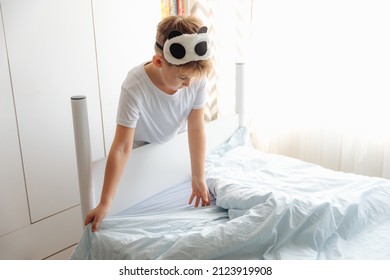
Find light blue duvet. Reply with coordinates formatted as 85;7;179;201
71;128;390;259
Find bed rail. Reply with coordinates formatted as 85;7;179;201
71;96;95;223
235;62;245;127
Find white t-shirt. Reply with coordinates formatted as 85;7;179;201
116;62;207;147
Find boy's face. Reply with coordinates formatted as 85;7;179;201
160;59;193;92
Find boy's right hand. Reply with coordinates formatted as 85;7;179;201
84;203;110;232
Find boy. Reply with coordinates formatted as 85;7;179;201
85;15;213;232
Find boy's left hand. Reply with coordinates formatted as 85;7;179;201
189;178;210;207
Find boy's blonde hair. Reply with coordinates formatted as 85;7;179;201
155;15;213;78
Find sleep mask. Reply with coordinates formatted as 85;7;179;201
155;26;212;65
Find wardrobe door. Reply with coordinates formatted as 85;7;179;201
0;7;30;237
1;0;104;222
92;0;161;152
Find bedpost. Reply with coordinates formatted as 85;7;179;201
71;96;95;226
235;63;245;127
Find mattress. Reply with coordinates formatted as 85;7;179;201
71;127;390;260
118;180;216;216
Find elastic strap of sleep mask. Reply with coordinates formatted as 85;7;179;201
155;41;164;51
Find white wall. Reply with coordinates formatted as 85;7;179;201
0;5;30;237
92;0;161;152
2;0;104;223
0;0;160;259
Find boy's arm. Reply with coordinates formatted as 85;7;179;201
187;108;210;207
85;124;135;231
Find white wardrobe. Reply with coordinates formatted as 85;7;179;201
0;0;160;259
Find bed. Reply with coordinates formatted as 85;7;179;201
70;63;390;260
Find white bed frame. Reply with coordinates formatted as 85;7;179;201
71;63;245;222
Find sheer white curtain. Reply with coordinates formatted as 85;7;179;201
246;0;390;178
